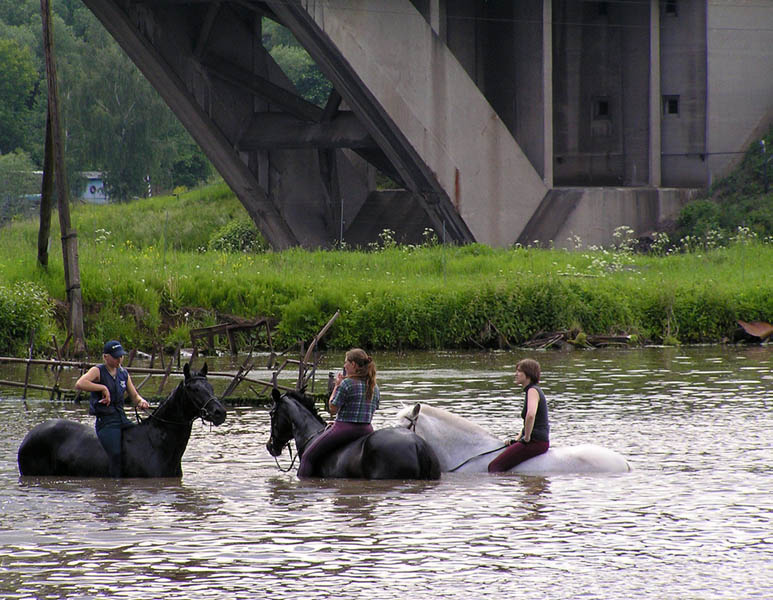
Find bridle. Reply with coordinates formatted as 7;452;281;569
143;376;220;427
404;412;419;432
267;402;324;473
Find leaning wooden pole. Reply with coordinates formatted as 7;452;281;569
40;0;86;356
37;112;54;268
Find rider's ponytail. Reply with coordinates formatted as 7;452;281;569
346;348;377;401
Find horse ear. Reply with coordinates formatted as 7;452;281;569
200;362;208;377
272;388;281;402
184;363;191;380
412;403;422;418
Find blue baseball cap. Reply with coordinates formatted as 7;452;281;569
103;340;127;358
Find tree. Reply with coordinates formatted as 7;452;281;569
2;5;213;200
269;44;332;107
57;17;212;200
0;38;37;154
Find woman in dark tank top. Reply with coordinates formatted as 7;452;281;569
488;358;550;473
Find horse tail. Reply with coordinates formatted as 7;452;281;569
414;436;441;480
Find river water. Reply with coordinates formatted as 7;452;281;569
1;346;771;599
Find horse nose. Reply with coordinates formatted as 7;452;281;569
212;405;227;426
265;440;275;456
206;400;226;425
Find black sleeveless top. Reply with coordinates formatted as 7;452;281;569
521;383;550;442
89;364;129;420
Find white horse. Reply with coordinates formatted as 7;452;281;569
395;403;631;474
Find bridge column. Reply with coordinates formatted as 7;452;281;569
649;0;662;187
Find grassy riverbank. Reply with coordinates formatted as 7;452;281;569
1;182;771;356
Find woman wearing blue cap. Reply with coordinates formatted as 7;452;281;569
75;340;149;477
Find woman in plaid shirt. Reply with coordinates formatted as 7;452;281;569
298;348;379;478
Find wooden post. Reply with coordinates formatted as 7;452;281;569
37;112;55;268
40;0;86;356
22;331;35;400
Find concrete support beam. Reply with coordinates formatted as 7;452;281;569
649;0;662;187
268;0;476;244
81;0;300;248
239;112;376;149
542;0;554;188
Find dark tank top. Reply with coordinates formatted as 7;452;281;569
521;383;550;442
89;364;129;420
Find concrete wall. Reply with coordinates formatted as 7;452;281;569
552;0;651;186
706;0;773;184
519;187;701;249
660;0;708;187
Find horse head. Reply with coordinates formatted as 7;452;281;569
266;388;292;457
181;362;227;426
266;388;324;457
397;403;423;431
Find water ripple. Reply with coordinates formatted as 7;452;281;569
1;347;772;599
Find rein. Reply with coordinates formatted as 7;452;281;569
272;443;299;473
403;406;506;473
269;416;326;473
145;377;219;427
448;445;507;472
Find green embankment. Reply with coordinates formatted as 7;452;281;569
0;182;771;356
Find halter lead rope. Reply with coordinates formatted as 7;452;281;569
270;429;319;473
448;445;507;472
273;443;299;473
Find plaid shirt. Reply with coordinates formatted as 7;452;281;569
331;378;379;423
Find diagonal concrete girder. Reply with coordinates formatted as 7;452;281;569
81;0;302;248
267;0;548;247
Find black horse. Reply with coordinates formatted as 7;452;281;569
266;389;441;480
18;363;226;478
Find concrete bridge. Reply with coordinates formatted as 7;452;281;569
81;0;773;249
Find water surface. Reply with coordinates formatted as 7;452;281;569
1;346;771;599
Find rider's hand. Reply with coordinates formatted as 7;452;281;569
100;387;111;405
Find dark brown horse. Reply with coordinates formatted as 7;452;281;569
18;363;226;477
266;389;440;480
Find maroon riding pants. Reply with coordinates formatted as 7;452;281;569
487;440;549;473
297;421;373;478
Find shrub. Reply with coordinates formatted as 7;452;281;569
0;282;54;355
208;219;268;253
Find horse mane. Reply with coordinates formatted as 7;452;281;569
404;403;499;439
285;390;326;425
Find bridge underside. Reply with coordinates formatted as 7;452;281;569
79;1;772;249
79;0;550;248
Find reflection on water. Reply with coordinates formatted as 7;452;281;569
1;346;772;599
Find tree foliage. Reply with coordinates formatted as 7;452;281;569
0;8;336;207
676;125;773;241
0;2;212;202
263;18;332;107
0;150;39;225
0;38;37;154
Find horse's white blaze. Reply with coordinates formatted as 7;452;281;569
396;403;631;474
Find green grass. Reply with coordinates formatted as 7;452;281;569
1;183;771;355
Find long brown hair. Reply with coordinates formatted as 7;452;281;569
346;348;377;401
